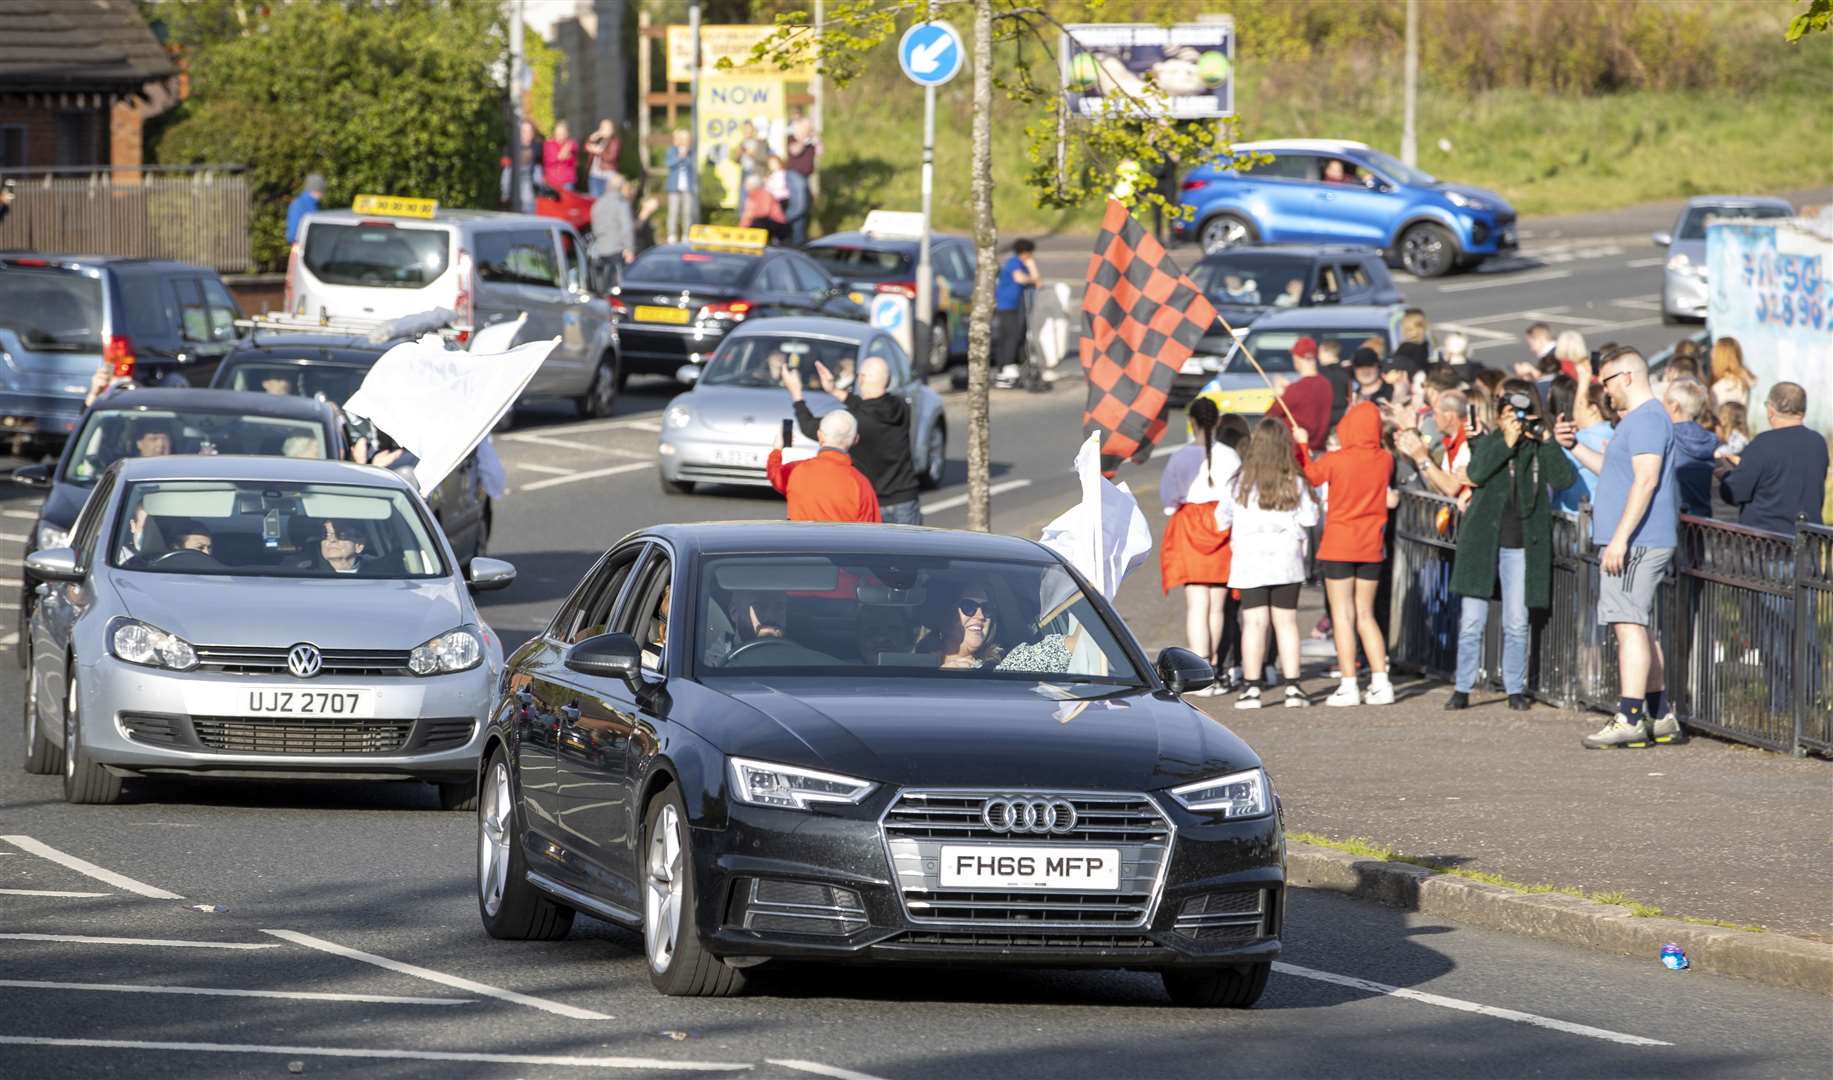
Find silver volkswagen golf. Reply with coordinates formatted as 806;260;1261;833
21;455;515;807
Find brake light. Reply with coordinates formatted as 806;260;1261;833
875;281;917;299
104;335;136;377
358;220;396;228
284;241;300;313
12;257;49;268
607;295;629;317
698;300;751;320
454;248;475;327
1181;179;1208;191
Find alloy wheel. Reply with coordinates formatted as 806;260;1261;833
645;803;685;973
926;425;946;487
22;651;36;750
1401;226;1450;277
478;761;512;917
590;361;616;415
1201;216;1250;253
928;319;949;374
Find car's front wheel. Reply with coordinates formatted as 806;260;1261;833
477;750;574;939
21;645;63;775
62;672;122;804
925;316;950;375
576;353;620;419
1161;962;1270;1008
644;784;744;996
1398;222;1457;278
1200;213;1256;253
658;473;694;496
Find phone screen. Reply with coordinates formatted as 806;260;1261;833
781;418;795;447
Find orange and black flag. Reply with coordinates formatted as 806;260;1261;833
1079;198;1217;476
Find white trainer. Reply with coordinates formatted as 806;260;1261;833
1362;682;1396;706
1325;682;1361;708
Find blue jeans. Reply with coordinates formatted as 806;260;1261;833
589;175;610;198
1456;546;1529;694
881;499;923;526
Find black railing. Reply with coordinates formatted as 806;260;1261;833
1388;490;1832;757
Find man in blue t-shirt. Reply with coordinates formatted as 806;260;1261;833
285;174;326;246
1558;347;1681;749
993;238;1039;385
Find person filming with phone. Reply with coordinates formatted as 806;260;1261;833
765;408;882;524
783;355;922;525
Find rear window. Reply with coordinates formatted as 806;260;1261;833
0;267;103;350
803;245;913;282
1190;255;1312;308
221;360;370;405
1235;328;1385;375
1676;204;1792;241
63;408;330;484
624;248;758;288
302;224;450;288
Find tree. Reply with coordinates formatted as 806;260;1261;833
745;2;1240;531
1786;0;1831;41
153;0;507;271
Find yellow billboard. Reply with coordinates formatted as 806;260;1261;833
666;24;814;84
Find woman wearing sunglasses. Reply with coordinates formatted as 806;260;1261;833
924;587;1004;669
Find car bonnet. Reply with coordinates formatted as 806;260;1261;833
102;572;469;651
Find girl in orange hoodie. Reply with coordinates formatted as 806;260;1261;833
1301;401;1397;706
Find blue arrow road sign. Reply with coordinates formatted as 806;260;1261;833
870;295;906;331
898;21;963;87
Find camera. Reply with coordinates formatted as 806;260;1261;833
1506;392;1541;434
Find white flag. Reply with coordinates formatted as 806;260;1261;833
1037;432;1153;602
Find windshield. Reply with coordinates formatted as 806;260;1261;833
1190;256;1312;308
701;335;861;390
1235;328;1386;375
695;554;1144;683
63;408;330;484
625;249;757;288
803;245;913;282
1360;149;1436;187
221;360;370;405
1677;204;1792;241
302;223;450;288
111;479;445;579
0;267;104;351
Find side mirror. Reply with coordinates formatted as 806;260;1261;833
1157;647;1215;695
12;462;51;488
1652;231;1672;248
24;547;82;583
676;363;702;385
565;632;643;685
465;556;517;592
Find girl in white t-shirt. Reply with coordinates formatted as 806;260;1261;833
1217;418;1319;709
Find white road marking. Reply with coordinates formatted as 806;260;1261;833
0;633;17;649
1516;309;1619;330
1438;269;1573;293
0;1036;749;1072
1626;256;1668;268
2;509;38;520
0;836;184;899
1436;323;1516;343
519;461;652;492
770;1060;892;1080
922;478;1032;514
523;416;666;437
0;979;473;1006
0;579;21;590
0;532;26;542
502;432;644;455
1271;962;1671;1047
515;462;576;475
261;928;612;1020
1611;296;1667;312
0;888;107;898
0;933;276;950
1467;314;1667;352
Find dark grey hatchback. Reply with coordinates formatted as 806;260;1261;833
476;523;1285;1006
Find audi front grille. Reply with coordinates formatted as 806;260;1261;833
880;790;1174;932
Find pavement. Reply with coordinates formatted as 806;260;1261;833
2;198;1830;1077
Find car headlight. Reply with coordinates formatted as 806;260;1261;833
35;522;71;551
409;626;482;676
108;617;197;672
729;757;877;811
666;404;694;430
1667;253;1704;277
1168;768;1271;818
1445;190;1491;212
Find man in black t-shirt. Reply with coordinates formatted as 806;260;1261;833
1718;382;1828;535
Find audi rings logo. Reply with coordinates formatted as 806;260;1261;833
981;797;1077;835
287;643;323;679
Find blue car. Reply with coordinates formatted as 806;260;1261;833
1175;139;1518;278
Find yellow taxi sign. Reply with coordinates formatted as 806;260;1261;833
687;224;768;252
352;194;439;219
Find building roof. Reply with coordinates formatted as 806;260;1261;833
0;0;175;95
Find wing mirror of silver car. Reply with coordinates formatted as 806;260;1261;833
565;632;644;685
1651;231;1672;248
1157;647;1216;695
465;557;517;592
24;547;82;582
677;363;702;385
11;463;51;489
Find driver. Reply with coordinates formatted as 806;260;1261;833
130;417;174;458
707;589;788;663
261;374;294;396
167;519;214;559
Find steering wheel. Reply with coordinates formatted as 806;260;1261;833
725;636;800;662
151;548;218;569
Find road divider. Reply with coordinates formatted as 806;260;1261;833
0;835;184;899
0;1036;751;1072
0;933;276;950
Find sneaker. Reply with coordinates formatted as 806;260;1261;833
1325;682;1361;708
1582;714;1653;749
1283;685;1309;708
1443;691;1470;711
1363;682;1396;706
1651;712;1688;745
1234;686;1263;710
1508;694;1532;712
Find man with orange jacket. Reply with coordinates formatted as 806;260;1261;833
766;409;882;523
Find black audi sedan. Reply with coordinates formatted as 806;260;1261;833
475;523;1284;1007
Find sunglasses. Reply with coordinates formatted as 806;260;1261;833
956;598;996;618
1599;370;1631;388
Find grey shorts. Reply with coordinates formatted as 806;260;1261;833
1597;546;1673;627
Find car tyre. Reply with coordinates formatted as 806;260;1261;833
1161;962;1270;1008
918;422;946;491
62;672;122;805
1398;223;1457;278
1199;213;1257;253
659;473;695;496
576;353;620;419
437;779;478;812
926;316;951;375
21;645;63;775
477;749;575;940
644;784;744;996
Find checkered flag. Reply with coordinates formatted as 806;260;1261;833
1080;199;1217;476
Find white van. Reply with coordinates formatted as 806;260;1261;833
287;205;622;417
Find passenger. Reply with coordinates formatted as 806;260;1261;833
923;584;1003;669
282;434;320;459
296;519;369;576
1273;279;1303;308
261;374;294;396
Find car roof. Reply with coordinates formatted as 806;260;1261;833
724;316;879;342
303;209;554;228
0;255;214;274
807;232;968;251
226;335;387;359
1679;195;1793;210
1197;244;1383;262
1244;305;1399;331
637;521;1055;561
88;387;337;421
1232;139;1372;154
110;454;409;487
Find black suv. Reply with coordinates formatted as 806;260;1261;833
1187;245;1404;331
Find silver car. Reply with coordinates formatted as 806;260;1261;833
21;455;515;807
657;317;947;494
1653;195;1793;324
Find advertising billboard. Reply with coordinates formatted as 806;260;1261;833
1707;216;1833;434
1062;20;1235;120
666;24;814;84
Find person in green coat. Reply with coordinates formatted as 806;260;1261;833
1446;379;1576;711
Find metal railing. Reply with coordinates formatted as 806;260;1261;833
0;165;251;273
1388;489;1833;757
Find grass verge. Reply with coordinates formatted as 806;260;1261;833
1289;830;1766;933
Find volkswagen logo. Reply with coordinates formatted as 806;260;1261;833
981;797;1077;835
286;643;323;679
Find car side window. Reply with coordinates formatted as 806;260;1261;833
557;230;586;293
477;229;562;289
1240;153;1311;181
786;254;831;295
760;257;799;294
70;475;117;568
201;277;243;342
613;552;673;675
940;245;972;287
1339;262;1372;294
556;547;643;645
172;277;212;343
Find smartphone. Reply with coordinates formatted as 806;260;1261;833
781;418;795;447
1466;403;1479;429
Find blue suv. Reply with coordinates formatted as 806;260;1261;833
1175;140;1517;278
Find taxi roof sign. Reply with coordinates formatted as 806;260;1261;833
861;210;926;239
352;194;439;219
687;224;769;252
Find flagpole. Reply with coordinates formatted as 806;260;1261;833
1209;310;1300;432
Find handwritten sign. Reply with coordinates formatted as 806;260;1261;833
666;24;813;84
1708;218;1832;434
